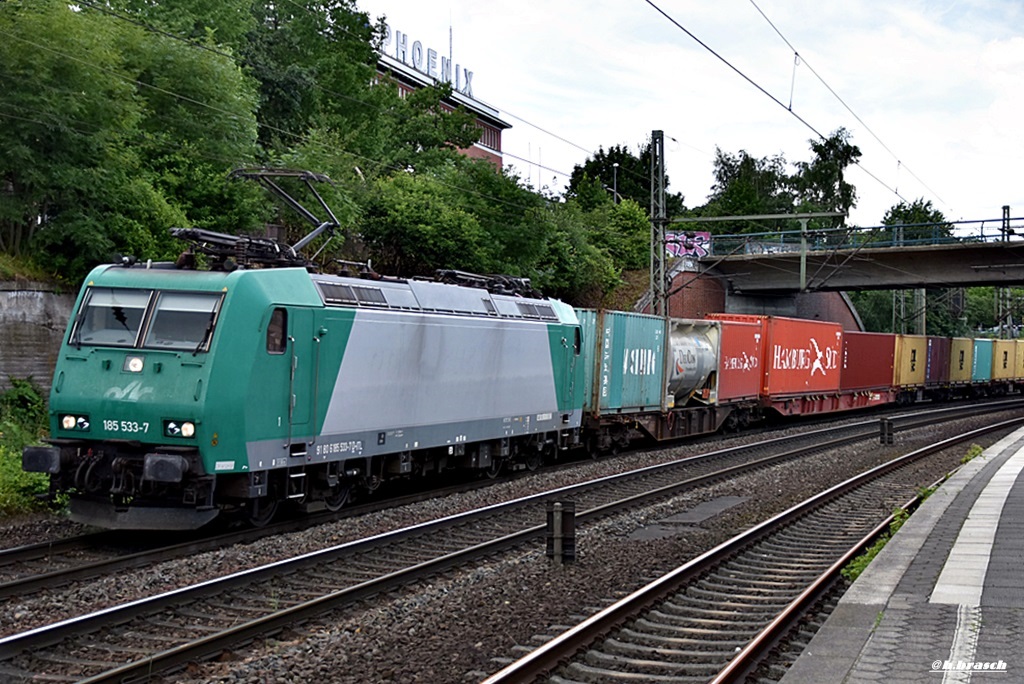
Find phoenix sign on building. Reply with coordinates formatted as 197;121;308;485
376;22;510;168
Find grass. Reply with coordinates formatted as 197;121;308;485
0;253;53;283
842;507;909;583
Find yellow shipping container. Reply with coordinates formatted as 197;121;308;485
894;334;928;387
993;340;1017;380
1016;340;1024;380
949;338;974;384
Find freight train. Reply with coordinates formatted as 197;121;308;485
21;254;1024;530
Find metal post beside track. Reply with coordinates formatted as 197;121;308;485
546;501;576;565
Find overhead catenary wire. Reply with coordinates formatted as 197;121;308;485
642;0;915;212
746;0;951;213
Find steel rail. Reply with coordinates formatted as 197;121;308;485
0;467;551;600
3;397;1013;601
708;484;933;684
479;416;1024;684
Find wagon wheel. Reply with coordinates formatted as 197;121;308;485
323;482;351;512
247;496;279;527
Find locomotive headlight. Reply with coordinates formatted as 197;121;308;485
60;414;90;431
164;420;196;438
124;356;145;373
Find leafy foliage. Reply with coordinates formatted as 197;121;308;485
699;149;794;233
0;379;50;515
841;506;909;583
566;142;685;216
4;1;871;307
792;127;862;218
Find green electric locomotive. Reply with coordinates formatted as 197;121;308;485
23;259;585;529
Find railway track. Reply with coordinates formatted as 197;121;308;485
480;417;1024;684
0;402;1016;682
2;398;1012;608
0;468;547;602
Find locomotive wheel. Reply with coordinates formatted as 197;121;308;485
323;483;351;512
247;496;279;527
485;461;502;479
525;449;543;471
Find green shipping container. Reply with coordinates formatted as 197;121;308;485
973;338;994;382
578;310;667;415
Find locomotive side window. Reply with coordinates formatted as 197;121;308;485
143;292;223;352
74;288;150;347
267;308;287;354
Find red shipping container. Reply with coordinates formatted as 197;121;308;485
926;337;951;386
709;314;843;397
841;332;895;391
716;319;763;401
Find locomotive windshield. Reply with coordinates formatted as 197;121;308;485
144;292;222;351
73;287;222;352
75;288;151;347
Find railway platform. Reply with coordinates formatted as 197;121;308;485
781;425;1024;683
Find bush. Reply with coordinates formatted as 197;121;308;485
842;507;909;583
0;444;49;515
0;378;48;438
0;378;52;514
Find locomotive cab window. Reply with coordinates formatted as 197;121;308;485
74;288;151;347
267;308;287;354
143;292;223;352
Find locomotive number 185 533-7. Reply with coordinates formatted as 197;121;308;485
102;419;150;434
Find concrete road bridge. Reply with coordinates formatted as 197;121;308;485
687;217;1024;294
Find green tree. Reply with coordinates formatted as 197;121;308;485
532;201;619;306
359;172;487;276
0;0;261;280
566;143;685;216
698;148;794;234
585;199;650;270
109;0;256;47
880;198;952;245
792;127;861;220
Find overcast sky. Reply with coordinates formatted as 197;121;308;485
355;0;1024;228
